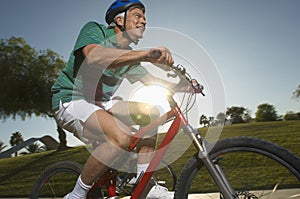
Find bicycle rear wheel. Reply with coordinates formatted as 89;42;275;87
30;161;82;199
174;137;300;198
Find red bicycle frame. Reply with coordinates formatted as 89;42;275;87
131;105;188;198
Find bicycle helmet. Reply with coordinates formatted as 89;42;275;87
105;0;145;25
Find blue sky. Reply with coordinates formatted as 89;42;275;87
0;0;299;146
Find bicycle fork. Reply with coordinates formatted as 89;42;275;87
182;125;238;199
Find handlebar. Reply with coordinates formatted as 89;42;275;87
150;50;205;96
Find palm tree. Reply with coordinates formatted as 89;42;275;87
9;132;24;157
199;114;209;127
0;141;7;152
20;143;46;155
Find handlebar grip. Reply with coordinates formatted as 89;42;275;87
150;50;161;59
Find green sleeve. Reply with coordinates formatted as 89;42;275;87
74;21;106;52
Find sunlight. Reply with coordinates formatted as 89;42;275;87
129;84;170;111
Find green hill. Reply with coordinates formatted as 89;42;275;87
0;121;299;197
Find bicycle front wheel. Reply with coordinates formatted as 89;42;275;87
30;161;82;199
174;137;300;198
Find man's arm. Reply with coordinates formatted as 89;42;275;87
82;44;174;70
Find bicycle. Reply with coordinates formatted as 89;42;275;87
31;63;300;198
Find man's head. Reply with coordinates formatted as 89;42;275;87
106;0;146;43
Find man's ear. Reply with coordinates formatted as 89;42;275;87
115;16;124;27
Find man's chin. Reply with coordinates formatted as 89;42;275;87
130;35;143;42
128;30;144;40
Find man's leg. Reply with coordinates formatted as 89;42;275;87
109;101;174;198
134;136;157;183
109;101;160;179
82;109;132;184
68;109;131;199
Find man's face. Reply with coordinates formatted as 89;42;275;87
125;7;146;40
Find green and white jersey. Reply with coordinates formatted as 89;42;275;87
51;21;148;110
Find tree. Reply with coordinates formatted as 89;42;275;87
199;114;209;127
284;111;300;121
0;141;7;152
226;106;250;124
293;84;300;100
9;131;24;156
20;142;46;155
0;37;68;150
255;103;278;122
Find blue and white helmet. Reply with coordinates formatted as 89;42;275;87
105;0;145;25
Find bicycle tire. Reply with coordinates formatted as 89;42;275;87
174;136;300;199
30;160;83;199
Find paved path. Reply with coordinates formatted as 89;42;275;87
120;189;300;198
1;189;300;198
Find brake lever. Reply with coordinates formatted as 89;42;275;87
191;79;205;96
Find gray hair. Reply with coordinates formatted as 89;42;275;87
107;12;125;29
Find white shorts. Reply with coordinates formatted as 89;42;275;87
54;99;118;140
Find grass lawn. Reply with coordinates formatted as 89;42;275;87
0;120;299;197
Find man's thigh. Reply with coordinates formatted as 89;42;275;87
83;109;131;148
109;101;160;127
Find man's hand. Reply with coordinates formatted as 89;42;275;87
147;47;174;71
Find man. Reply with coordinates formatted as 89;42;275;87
52;0;179;198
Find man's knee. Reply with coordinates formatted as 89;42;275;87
110;132;130;150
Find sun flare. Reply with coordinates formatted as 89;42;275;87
130;84;170;110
